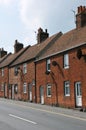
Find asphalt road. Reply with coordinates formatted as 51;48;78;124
0;99;86;130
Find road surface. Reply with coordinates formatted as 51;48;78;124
0;99;86;130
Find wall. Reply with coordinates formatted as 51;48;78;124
0;67;9;98
9;61;36;102
36;45;86;108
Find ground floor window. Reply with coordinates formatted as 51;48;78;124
1;83;4;91
47;84;51;97
23;83;27;94
64;81;70;96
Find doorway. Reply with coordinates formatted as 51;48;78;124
40;86;44;104
28;83;32;102
4;83;7;98
75;82;82;107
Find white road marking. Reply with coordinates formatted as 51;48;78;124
9;114;37;125
1;99;86;122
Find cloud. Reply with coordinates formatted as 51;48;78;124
0;0;13;6
19;0;61;29
18;0;62;44
19;0;44;30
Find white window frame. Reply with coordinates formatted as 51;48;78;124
46;59;51;72
23;83;27;94
1;68;4;77
64;81;70;96
47;84;51;97
64;54;69;69
23;63;27;74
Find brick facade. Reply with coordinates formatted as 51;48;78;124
0;67;9;98
9;61;36;102
0;6;86;110
36;46;86;108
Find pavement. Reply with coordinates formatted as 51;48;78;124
0;98;86;120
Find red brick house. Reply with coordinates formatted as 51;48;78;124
0;40;29;98
9;29;62;102
0;5;86;110
35;6;86;109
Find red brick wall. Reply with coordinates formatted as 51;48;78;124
9;61;35;102
36;46;86;108
0;67;9;98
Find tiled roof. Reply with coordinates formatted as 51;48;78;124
9;32;62;67
0;54;10;63
37;26;86;60
0;46;29;68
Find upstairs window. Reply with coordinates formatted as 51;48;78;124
23;63;27;74
14;67;18;76
1;68;4;77
46;59;50;72
63;54;69;69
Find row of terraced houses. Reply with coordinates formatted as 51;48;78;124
0;6;86;109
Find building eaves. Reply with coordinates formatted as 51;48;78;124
35;42;86;62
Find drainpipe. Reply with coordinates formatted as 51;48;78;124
8;67;10;99
34;62;37;103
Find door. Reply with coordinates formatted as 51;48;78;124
12;85;15;99
40;86;44;105
75;82;82;107
29;83;32;102
4;83;7;98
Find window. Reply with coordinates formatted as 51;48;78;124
14;67;18;76
1;68;4;77
23;83;27;93
64;54;69;69
1;83;4;91
14;84;18;94
47;84;51;97
23;63;27;74
46;59;50;72
64;81;70;96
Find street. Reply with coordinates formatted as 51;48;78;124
0;99;86;130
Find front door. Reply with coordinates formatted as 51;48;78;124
75;82;82;107
40;86;44;105
29;83;32;102
12;85;14;99
4;83;7;98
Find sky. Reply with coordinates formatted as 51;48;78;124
0;0;86;53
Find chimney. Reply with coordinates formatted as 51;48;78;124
14;40;24;53
0;48;7;58
37;28;49;44
76;6;86;29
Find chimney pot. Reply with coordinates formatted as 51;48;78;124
45;29;47;33
37;28;49;44
0;48;7;58
14;40;23;53
76;5;86;29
